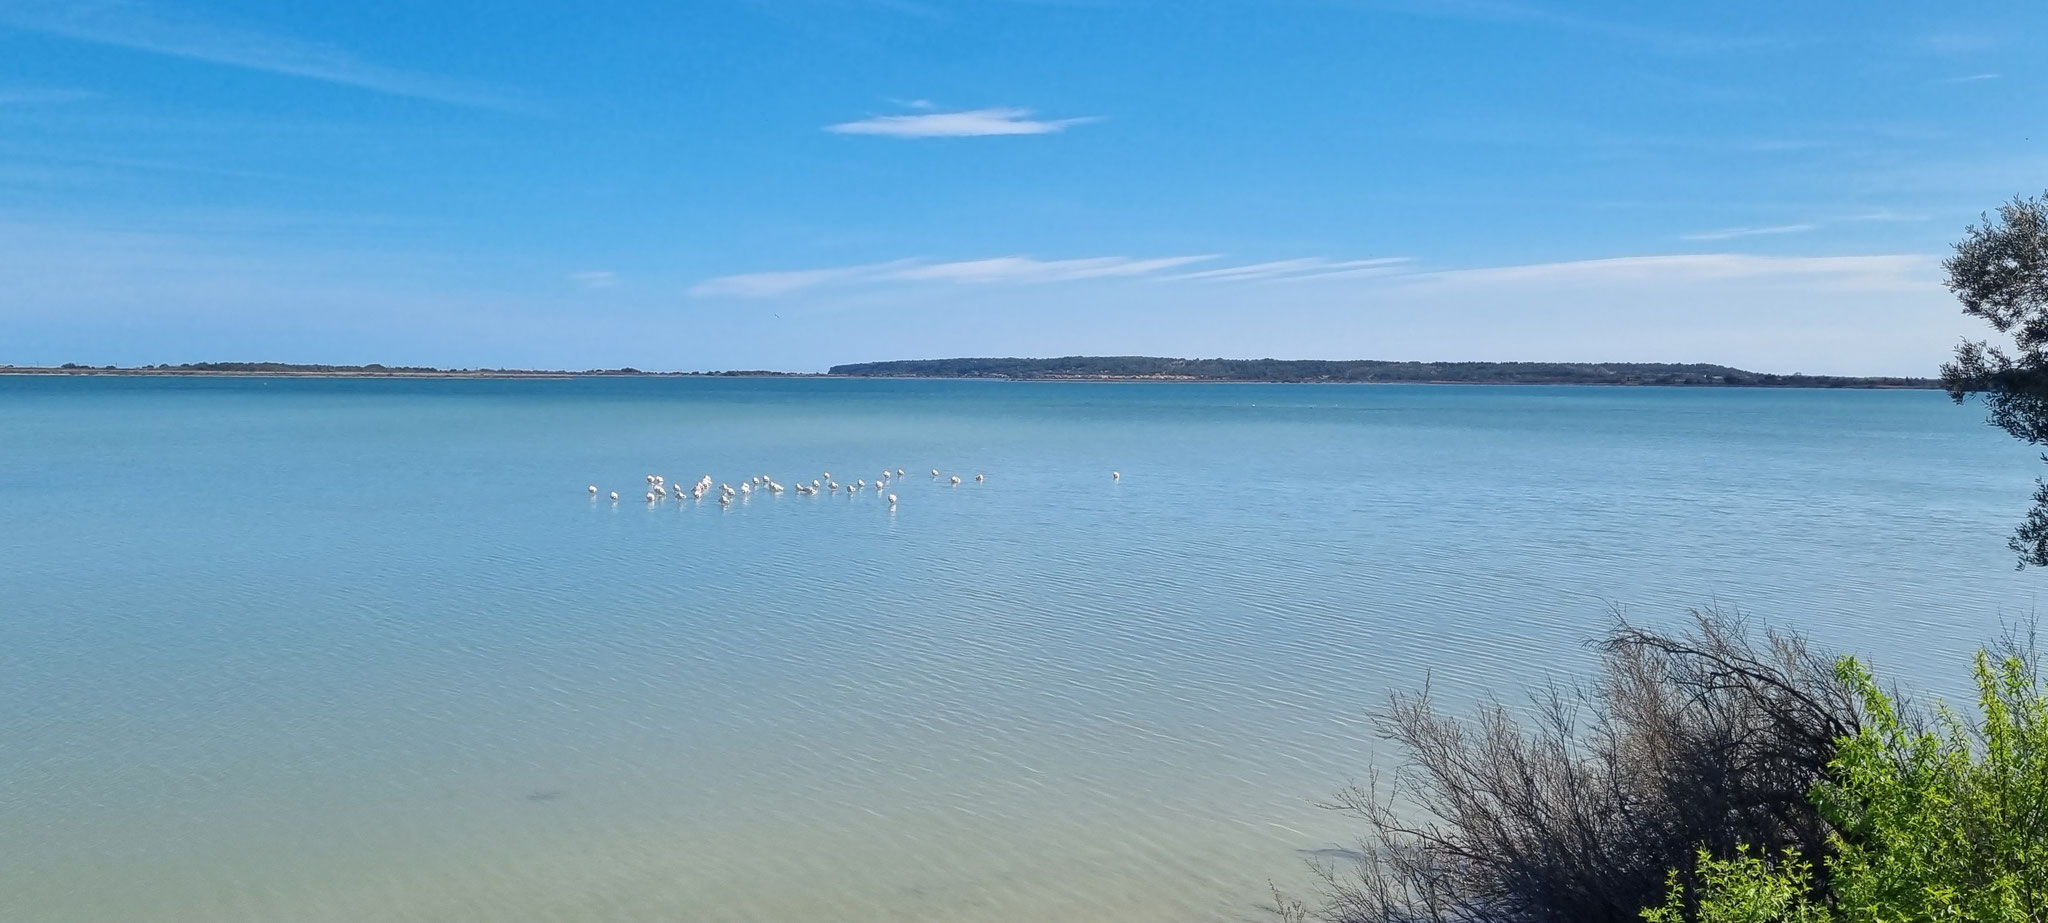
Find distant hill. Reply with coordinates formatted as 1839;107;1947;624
827;357;1935;388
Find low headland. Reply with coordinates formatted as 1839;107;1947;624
829;356;1934;387
3;357;1936;388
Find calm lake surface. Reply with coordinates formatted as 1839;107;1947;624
2;376;2042;922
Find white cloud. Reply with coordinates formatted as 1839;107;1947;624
890;255;1211;283
1679;223;1818;241
1405;253;1933;292
691;251;1935;313
825;107;1098;138
1942;73;2000;83
689;260;921;298
570;270;617;289
1841;209;1931;223
0;0;516;110
691;255;1213;298
1163;257;1413;283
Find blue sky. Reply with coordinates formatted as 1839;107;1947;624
1;0;2041;374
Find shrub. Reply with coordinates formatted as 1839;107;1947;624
1302;610;1861;923
1653;643;2048;922
1643;849;1830;923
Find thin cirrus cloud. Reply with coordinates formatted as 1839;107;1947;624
0;0;518;110
1679;223;1818;241
1162;257;1415;283
691;255;1217;298
569;270;617;289
1404;253;1934;292
825;106;1099;138
0;87;99;105
1376;0;1771;54
692;250;1935;301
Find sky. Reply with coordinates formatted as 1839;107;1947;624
1;0;2042;374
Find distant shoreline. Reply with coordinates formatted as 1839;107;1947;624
835;357;1939;389
0;358;1939;389
0;366;816;380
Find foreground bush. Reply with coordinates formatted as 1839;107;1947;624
1292;611;1862;923
1658;649;2048;922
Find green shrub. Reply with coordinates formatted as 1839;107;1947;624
1651;649;2048;922
1643;848;1829;923
1814;652;2048;922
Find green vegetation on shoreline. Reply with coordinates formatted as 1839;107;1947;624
829;357;1935;388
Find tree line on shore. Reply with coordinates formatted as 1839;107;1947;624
829;357;1933;388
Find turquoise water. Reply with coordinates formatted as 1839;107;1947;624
1;376;2042;922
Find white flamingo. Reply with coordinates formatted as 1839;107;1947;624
887;493;898;508
1112;471;1121;481
588;484;597;495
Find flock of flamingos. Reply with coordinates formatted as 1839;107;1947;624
590;468;1123;510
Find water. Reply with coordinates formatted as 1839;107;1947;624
0;376;2041;922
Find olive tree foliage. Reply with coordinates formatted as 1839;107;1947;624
1942;193;2048;566
1280;611;1862;923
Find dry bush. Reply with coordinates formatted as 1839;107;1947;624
1297;609;1864;923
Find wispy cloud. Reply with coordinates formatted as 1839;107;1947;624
692;254;1214;298
1920;32;1998;54
1941;73;2000;84
0;0;517;110
1163;257;1413;283
1370;0;1772;53
825;106;1099;138
889;255;1206;282
1408;253;1933;292
1679;223;1817;241
0;87;99;105
570;270;617;289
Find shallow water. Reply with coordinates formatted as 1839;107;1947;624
1;377;2041;922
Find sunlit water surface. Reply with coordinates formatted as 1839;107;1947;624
1;377;2041;922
